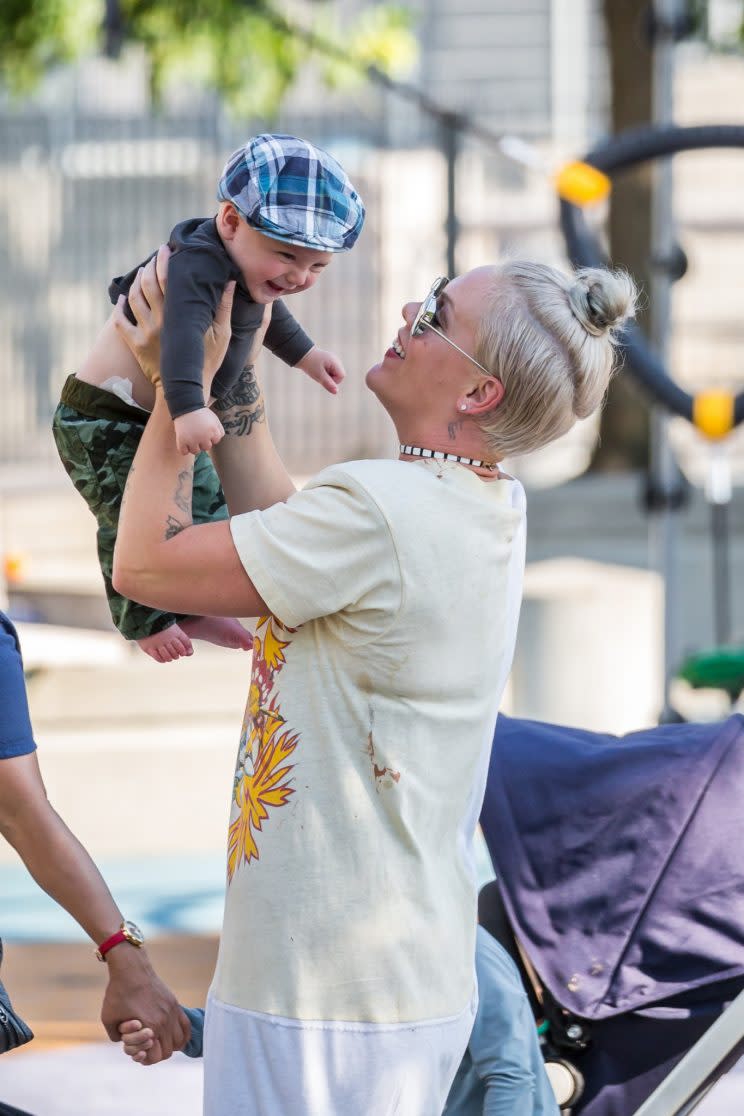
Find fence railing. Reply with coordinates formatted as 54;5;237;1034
0;107;397;474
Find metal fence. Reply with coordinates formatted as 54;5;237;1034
0;95;574;476
0;106;400;475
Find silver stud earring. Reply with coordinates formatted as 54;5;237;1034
460;404;467;411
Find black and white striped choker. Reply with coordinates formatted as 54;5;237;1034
399;444;497;471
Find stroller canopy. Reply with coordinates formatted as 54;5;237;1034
480;714;744;1020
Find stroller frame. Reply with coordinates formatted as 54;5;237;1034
632;988;744;1115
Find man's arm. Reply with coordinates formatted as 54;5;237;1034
0;751;189;1060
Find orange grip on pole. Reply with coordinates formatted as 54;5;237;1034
555;161;611;206
692;391;735;439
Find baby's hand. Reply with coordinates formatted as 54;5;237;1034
174;408;224;455
119;1018;157;1065
295;347;345;395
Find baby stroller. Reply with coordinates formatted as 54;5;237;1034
479;714;744;1115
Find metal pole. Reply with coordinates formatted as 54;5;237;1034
441;114;459;278
649;0;684;722
708;446;732;646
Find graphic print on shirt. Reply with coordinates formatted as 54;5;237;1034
364;709;400;792
227;615;298;881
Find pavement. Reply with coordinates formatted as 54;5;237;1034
0;935;213;1115
1;936;741;1115
1;1044;203;1116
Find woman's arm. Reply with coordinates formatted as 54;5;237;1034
210;364;296;515
0;751;189;1059
116;249;295;517
111;262;270;618
113;396;269;617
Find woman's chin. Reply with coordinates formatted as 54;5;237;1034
365;362;383;392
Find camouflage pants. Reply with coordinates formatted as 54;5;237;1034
52;374;227;641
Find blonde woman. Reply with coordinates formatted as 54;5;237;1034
112;250;634;1116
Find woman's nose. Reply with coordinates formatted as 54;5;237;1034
402;300;418;323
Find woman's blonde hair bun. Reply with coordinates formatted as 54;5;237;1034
474;259;639;457
567;267;636;338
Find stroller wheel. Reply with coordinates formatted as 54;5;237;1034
544;1057;584;1111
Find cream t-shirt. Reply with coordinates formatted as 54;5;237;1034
214;457;526;1025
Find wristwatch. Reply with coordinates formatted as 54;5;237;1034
95;920;145;962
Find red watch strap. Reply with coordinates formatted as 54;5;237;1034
96;929;127;960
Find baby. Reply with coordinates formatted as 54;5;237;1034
52;134;364;662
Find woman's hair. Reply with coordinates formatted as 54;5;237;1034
475;261;637;459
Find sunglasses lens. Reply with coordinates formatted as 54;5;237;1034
412;279;447;336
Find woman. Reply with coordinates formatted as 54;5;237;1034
111;250;634;1115
0;610;189;1065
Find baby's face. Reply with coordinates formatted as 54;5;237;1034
225;217;333;304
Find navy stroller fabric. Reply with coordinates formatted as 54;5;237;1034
480;714;744;1114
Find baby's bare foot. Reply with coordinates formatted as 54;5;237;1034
137;624;194;663
181;616;253;651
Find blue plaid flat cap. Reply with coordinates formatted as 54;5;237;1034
217;134;365;252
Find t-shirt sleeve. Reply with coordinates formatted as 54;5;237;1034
0;615;37;759
229;469;402;631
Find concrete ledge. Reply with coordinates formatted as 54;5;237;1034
15;622;127;671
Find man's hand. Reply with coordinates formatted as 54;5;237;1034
295;346;345;395
100;946;190;1065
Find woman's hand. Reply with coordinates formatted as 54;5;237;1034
112;247;235;400
113;246;170;387
202;280;236;398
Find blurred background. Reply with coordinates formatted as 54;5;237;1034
0;2;743;1111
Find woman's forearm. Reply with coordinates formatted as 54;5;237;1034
0;754;122;943
113;393;267;618
211;366;296;514
114;396;196;598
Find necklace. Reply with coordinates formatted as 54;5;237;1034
399;444;497;471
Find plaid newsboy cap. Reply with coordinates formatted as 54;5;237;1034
217;134;365;252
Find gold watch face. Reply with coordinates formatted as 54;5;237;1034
121;920;145;947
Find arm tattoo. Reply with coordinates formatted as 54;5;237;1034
173;467;192;516
121;463;136;510
164;514;187;540
165;467;192;539
213;367;261;410
212;366;266;436
220;401;266;437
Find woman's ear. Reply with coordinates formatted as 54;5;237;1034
459;377;505;415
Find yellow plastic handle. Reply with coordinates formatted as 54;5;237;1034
555;161;612;206
692;391;735;439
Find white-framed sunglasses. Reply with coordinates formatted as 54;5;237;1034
411;277;494;378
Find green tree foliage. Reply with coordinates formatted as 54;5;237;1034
0;0;101;92
0;0;416;116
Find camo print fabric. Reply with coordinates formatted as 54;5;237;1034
52;375;227;640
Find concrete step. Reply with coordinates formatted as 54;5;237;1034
25;633;253;727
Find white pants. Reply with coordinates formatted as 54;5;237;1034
202;992;477;1116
